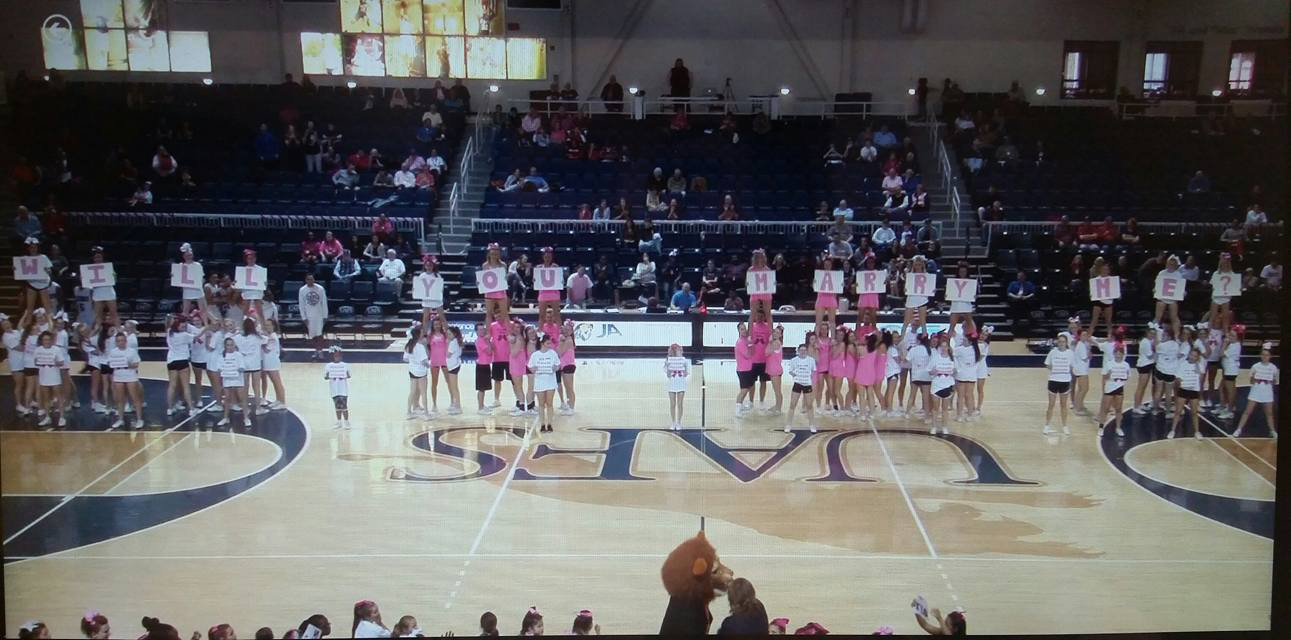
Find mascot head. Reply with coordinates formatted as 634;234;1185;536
660;531;734;603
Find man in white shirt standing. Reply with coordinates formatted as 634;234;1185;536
566;266;593;309
297;273;329;361
832;199;854;221
378;249;407;295
393;167;416;189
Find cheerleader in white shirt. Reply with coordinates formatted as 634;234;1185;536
444;326;464;415
528;334;562;433
1233;344;1278;439
1150;325;1181;414
234;317;267;415
1208;252;1236;332
32;332;67;428
951;331;979;422
198;316;226;412
1217;325;1244;420
904;331;933;419
974;325;993;415
895;317;923;412
164;314;202;417
1132;325;1157;414
404;323;430;418
783;343;817;433
260;318;286;409
107;332;144;429
928;335;957;435
325;347;353;429
1;313;28;415
1096;342;1132;437
85;324;112;413
1200;324;1223;408
664;343;691;430
177;242;208;316
19;311;44;412
879;330;903;417
51;313;76;412
1066;319;1093;415
1168;347;1207;439
86;246;119;327
216;337;251;427
1043;333;1074;435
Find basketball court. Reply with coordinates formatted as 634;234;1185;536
1;349;1276;635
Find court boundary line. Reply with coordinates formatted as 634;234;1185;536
1194;402;1277;472
2;402;215;547
868;422;938;559
100;433;194;495
1122;440;1276;499
4;552;1270;564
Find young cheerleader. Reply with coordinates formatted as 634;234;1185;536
235;317;266;415
1088;258;1116;338
83;323;111;413
1043;333;1074;435
811;323;831;414
444;326;464;415
1097;342;1132;437
1152;255;1183;336
974;325;992;415
164;313;200;417
19;237;56;316
506;322;529;416
905;331;933;420
556;320;576;415
764;325;785;415
749;319;773;412
828;327;850;415
1151;324;1181;415
416;255;444;329
946;261;977;338
748;249;775;324
53;314;76;412
260;319;286;409
528;334;561;433
473;321;495;415
928;335;957;435
1233;343;1278;438
535;247;562;326
108;331;144;429
1068;321;1093;415
665;343;691;430
32;331;67;428
217;336;250;428
853;330;878;419
1217;325;1243;420
1201;324;1224;408
1132;324;1157;414
19;311;44;412
404;323;430;418
902;256;931;334
783;343;817;433
177;242;208;316
201;315;225;412
481;243;510;325
951;330;979;422
324;346;353;429
2;313;28;415
896;318;923;414
427;313;450;415
523;325;540;414
1169;347;1206;439
733;322;755;417
878;330;902;418
1208;252;1236;332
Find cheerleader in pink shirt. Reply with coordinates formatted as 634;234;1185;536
427;312;450;415
473;321;495;414
854;331;879;419
488;318;510;408
507;322;530;416
827;327;849;415
811;322;832;412
556;320;577;415
765;325;785;415
749;320;773;411
536;247;563;326
734;322;755;417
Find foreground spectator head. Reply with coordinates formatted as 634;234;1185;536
794;622;829;635
391;616;421;637
18;621;50;640
480;611;499;636
352;600;385;637
208;623;235;640
140;617;179;640
571;610;596;635
80;611;110;639
254;628;273;640
297;615;331;638
520;607;544;635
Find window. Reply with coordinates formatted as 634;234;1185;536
1061;41;1119;99
1143;42;1201;97
1227;40;1289;97
1142;52;1167;94
39;1;211;72
1228;51;1255;92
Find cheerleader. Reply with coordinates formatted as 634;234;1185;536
187;311;209;403
213;337;248;427
32;332;67;428
177;242;208;316
20;311;44;411
556;320;576;415
1151;325;1181;414
528;334;561;433
828;327;850;414
896;317;923;411
856;253;881;329
1208;252;1236;331
750;320;773;411
487;316;510;409
51;313;76;412
879;330;902;417
473;321;495;414
164;314;200;417
1201;324;1223;407
814;256;842;327
852;330;876;418
811;323;831;412
235;249;266;321
523;325;540;414
505;322;529;416
1168;347;1206;439
259;318;285;409
536;247;562;326
444;326;464;415
1233;344;1278;439
324;346;352;429
1217;325;1243;420
84;323;112;413
1043;333;1074;435
928;335;956;435
234;317;266;415
427;313;450;415
783;343;818;433
1;313;27;415
905;332;933;419
1152;255;1183;336
951;331;979;421
764;325;784;414
416;255;443;328
946;261;977;338
1132;325;1157;414
1096;342;1132;437
200;315;225;412
733;322;755;417
1087;259;1116;338
664;343;691;430
748;249;775;324
902;256;931;334
481;243;510;326
108;331;144;429
19;237;55;316
404;323;429;418
1068;321;1093;415
974;326;992;414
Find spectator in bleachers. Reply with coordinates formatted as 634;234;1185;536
994;136;1019;164
872;219;897;258
1053;215;1075;248
670;282;697;312
884;188;909;214
828;215;853;244
320;231;344;262
1008;269;1036;313
639;219;664;254
393;166;416;189
1076;216;1101;251
498;168;523;192
669;107;691;135
566;266;593;308
334;251;360;282
660;251;681;298
719;195;740;221
874;124;898;149
647;167;667;192
522;167;551;192
900;150;919;174
615;197;633;221
645;189;667;215
601;74;624;112
592;255;614;302
668;58;692;97
1120;217;1142;245
1244;203;1268;234
723;289;746;312
1220;219;1246;256
859;137;878;164
402;149;427;173
254;123;280;169
378;249;406;294
822;143;845;168
332;164;359;189
814;201;833;222
533;127;551;148
302;131;322;173
916;218;938;252
373;169;394;187
1180;255;1201;282
881;168;903;195
689;174;709;193
1186;170;1211;194
347;148;372;173
521;108;543;137
881;152;902;176
321;142;342;173
832;200;854;221
1261;258;1282;290
424;148;446;177
371;213;397;246
827;234;853;261
299;232;323;265
577;203;594;220
12;206;42;243
509;254;533;303
910;184;929;213
666;168;688;196
1065;253;1086;294
151;146;178;179
634;253;658;303
592;199;612;220
127;181;153;208
665;198;683;221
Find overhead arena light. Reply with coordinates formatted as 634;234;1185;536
346;80;357;89
1211;88;1223;97
1035;87;1046;96
489;84;500;93
779;86;791;96
628;86;639;95
907;88;916;96
202;78;214;86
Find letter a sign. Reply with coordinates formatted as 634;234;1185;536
813;270;843;294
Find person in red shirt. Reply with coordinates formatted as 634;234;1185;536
577;203;593;220
320;231;345;262
299;231;323;265
347;150;372;172
371;213;396;245
1054;215;1076;248
1076;216;1100;250
1097;216;1119;246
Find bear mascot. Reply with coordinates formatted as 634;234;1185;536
659;531;734;635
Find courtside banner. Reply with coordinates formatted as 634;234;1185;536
450;319;692;347
704;321;948;348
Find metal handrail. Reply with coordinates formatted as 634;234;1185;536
1116;98;1288;120
505;97;913;119
68;211;425;237
981;220;1282;253
472;217;941;238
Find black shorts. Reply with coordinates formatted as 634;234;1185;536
491;362;507;381
475;364;493;391
1153;369;1175;383
409;372;426;380
912;379;931;386
792;383;812;394
1137;364;1154;374
1105;387;1124;396
98;364;112;374
1177;388;1200;400
166;360;190;371
934;386;954;398
751;362;769;382
332;395;348;410
1223;374;1237;382
447;365;461;376
737;370;756;389
191;361;206;371
1048;380;1071;394
561;364;576;374
24;368;37;377
1206;361;1221;370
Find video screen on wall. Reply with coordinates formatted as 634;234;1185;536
40;0;211;72
303;0;544;80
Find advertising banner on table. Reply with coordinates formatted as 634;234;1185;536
171;262;204;289
1088;276;1121;301
746;270;776;295
856;269;887;295
813;270;844;294
944;278;978;303
904;273;936;298
1210;271;1242;298
413;273;444;305
704;320;948;349
1153;273;1186;301
475;267;507;294
12;256;46;281
534;266;565;291
235;265;268;291
80;262;116;289
451;319;692;348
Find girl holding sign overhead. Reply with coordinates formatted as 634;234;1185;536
902;256;932;334
535;247;563;326
236;249;266;321
748;249;774;324
416;255;443;329
481;243;510;326
813;257;843;327
855;253;883;329
1233;343;1278;439
1208;252;1238;332
17;238;55;317
1152;255;1184;336
946;261;977;338
176;242;207;317
1087;258;1116;339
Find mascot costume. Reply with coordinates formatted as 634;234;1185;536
659;531;734;635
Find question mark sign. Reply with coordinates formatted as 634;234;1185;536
1219;274;1232;295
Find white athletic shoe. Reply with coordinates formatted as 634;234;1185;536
1043;424;1056;435
188;408;199;417
110;419;124;429
1062;425;1071;435
525;408;538;417
1232;427;1243;437
333;420;343;429
206;403;222;413
478;406;493;415
1097;426;1105;437
941;426;951;435
446;405;462;416
734;405;747;418
343;420;352;429
558;406;573;416
131;419;143;430
1115;426;1125;437
509;407;526;416
765;407;781;416
1166;429;1176;439
672;422;681;431
809;424;817;433
58;416;67;427
16;404;29;415
37;415;51;427
407;411;420;420
1194;430;1203;440
485;400;500;409
243;418;252;427
93;402;109;414
217;418;230;426
1131;407;1146;415
254;407;270;416
930;425;937;435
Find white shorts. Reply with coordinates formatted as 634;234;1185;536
949;301;973;314
9;354;26;372
222;377;244;389
954;367;978;383
38;367;62;386
667;377;689;394
533;375;558;393
421;300;443;310
240;289;264;301
92;288;117;302
183;287;203;301
1213;296;1231;306
906;295;928;309
1248;383;1274;404
262;353;281;371
112;370;140;384
975;360;988;378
